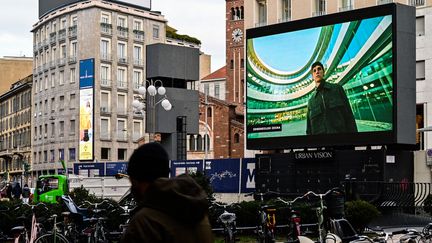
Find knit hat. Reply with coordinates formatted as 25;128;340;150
127;142;170;182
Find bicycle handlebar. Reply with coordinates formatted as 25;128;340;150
80;199;112;208
302;187;342;199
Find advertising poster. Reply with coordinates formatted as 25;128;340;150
205;159;240;193
79;59;94;160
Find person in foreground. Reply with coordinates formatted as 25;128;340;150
121;142;213;243
306;61;357;135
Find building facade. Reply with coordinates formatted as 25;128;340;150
0;56;33;95
0;75;33;183
31;0;166;177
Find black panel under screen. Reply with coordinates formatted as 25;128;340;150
245;3;415;150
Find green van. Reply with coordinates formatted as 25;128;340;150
33;175;69;204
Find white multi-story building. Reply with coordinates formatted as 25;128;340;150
31;0;167;177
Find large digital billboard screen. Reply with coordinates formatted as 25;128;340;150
246;3;415;149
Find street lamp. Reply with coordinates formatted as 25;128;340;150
132;79;172;142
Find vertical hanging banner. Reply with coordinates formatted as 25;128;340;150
79;58;95;161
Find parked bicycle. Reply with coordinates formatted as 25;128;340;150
247;191;278;243
34;214;69;243
212;202;238;243
11;202;48;243
79;200;111;243
303;188;355;243
276;195;315;243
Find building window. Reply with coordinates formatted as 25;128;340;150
70;93;76;109
117;93;126;114
118;148;127;160
101;65;111;86
133;121;142;141
215;84;220;99
59;70;64;85
101;39;110;60
101;12;111;24
133;70;142;89
59;121;64;137
189;135;195;151
204;84;210;95
101;118;110;139
257;0;267;26
118;16;127;28
416;61;425;81
69;148;76;161
230;59;234;69
50;150;55;162
281;0;291;21
153;25;160;39
59;148;64;161
339;0;353;11
196;134;203;151
117;67;127;88
207;107;212;118
101;147;110;160
204;134;210;151
101;92;110;113
70;68;76;83
313;0;326;16
70;119;75;135
59;95;65;110
416;16;425;36
234;133;240;143
117;42;127;59
240;58;244;68
133;45;143;65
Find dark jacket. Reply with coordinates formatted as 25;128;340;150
22;186;31;198
306;81;357;135
121;175;213;243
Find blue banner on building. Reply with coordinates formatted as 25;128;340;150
106;162;128;176
170;160;203;177
73;163;104;177
79;59;95;89
205;159;240;193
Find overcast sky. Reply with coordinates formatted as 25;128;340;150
0;0;225;72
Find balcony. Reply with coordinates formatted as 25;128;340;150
377;0;393;4
118;57;128;65
339;5;353;12
58;29;67;42
100;23;113;35
117;131;127;141
117;26;129;39
255;21;267;27
101;79;111;87
50;32;57;45
133;59;144;67
100;133;111;140
68;56;77;64
278;16;291;23
101;53;112;62
117;81;127;89
409;0;424;6
133;29;145;42
68;26;77;38
50;60;56;69
43;39;49;49
312;11;326;17
100;106;110;113
58;57;66;66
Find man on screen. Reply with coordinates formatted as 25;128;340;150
306;61;357;135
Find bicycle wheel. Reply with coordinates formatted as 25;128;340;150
34;233;69;243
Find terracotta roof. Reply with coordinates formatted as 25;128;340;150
201;66;226;81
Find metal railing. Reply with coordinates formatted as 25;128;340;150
409;0;425;6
